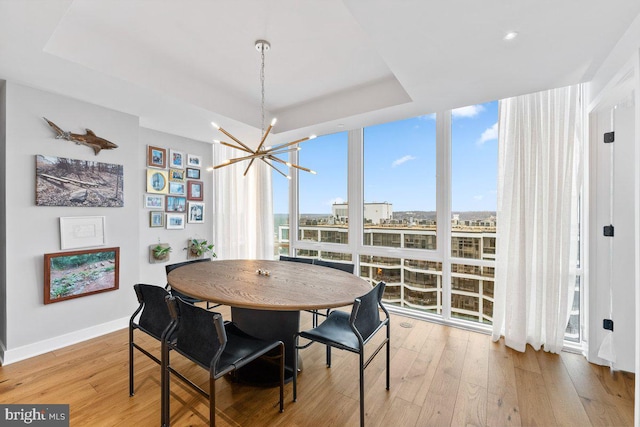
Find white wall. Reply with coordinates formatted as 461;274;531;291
0;81;7;352
0;83;215;364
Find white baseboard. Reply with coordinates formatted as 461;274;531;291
0;316;129;365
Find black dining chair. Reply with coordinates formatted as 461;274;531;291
129;283;173;398
162;296;285;427
310;259;355;326
165;258;218;309
293;281;390;427
279;255;313;264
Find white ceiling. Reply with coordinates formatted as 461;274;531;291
1;0;639;144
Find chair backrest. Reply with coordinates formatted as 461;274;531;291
166;296;226;369
165;258;212;275
351;282;386;342
133;284;173;339
279;255;313;264
313;259;355;274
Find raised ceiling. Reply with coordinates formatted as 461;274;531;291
1;0;639;144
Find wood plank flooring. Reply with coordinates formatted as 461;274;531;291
0;306;634;426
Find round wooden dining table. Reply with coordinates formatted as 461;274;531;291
167;259;372;385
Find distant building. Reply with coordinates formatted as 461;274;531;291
332;202;393;225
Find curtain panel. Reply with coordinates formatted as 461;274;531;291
213;145;274;260
492;85;583;353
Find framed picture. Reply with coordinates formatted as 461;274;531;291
147;145;167;169
169;149;184;169
187;180;203;201
59;216;106;250
169;181;186;195
169;168;185;182
187;154;202;168
144;194;165;209
36;155;124;207
44;247;119;304
188;202;205;223
149;211;165;228
146;169;169;194
166;213;185;229
166;195;187;212
186;167;201;179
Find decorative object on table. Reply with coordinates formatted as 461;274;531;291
143;194;165;209
186;167;200;179
168;181;185;195
169;168;185;182
36;155;124;207
150;242;171;263
211;40;317;179
59;216;106;250
165;195;186;212
256;269;271;277
187;154;202;168
44;247;119;304
184;238;216;259
169;149;184;169
166;213;185;229
43;117;118;155
147;145;167;169
149;211;164;228
187;202;205;224
186;180;203;201
146;169;169;194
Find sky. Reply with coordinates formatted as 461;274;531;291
273;101;498;214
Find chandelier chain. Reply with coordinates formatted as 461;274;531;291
260;44;265;137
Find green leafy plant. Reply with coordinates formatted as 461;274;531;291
152;244;172;259
185;239;217;258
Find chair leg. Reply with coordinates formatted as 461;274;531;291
359;351;365;427
209;376;216;427
128;326;134;396
386;325;390;390
326;345;332;367
279;342;285;412
161;342;170;427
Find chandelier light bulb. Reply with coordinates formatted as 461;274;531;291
309;135;317;139
310;170;317;175
286;175;292;180
286;162;292;167
271;118;278;126
211;122;220;130
213;139;220;144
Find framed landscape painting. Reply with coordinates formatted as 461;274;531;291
44;247;119;304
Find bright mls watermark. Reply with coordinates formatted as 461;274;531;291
0;405;69;426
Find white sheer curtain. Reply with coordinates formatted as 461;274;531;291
492;85;583;353
213;144;274;260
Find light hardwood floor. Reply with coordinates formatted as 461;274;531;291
0;306;634;426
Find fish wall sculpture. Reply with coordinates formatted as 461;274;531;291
43;117;118;155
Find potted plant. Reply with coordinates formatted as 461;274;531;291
150;243;172;263
185;238;216;259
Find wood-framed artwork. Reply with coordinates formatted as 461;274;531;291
146;169;169;194
44;247;120;304
188;202;205;223
150;211;165;228
166;213;185;229
147;145;167;169
187;154;202;168
59;216;106;250
169;181;185;195
166;195;187;212
169;168;185;182
36;155;124;207
186;167;200;179
169;149;184;169
187;180;203;201
144;194;165;209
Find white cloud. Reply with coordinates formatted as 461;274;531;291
452;104;485;118
477;122;498;145
392;155;416;168
473;195;484;201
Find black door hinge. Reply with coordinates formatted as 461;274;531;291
604;132;615;143
603;225;614;237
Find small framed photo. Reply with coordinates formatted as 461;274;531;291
149;211;165;228
147;145;167;169
44;247;119;304
166;195;187;212
166;213;185;229
146;169;169;194
60;216;106;250
188;202;205;223
169;168;185;182
169;149;184;169
186;167;201;179
169;181;186;195
187;154;202;168
187;180;203;201
144;194;165;209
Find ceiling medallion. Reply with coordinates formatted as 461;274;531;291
211;40;316;179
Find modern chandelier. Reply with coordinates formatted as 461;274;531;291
211;40;316;179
